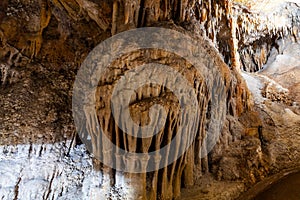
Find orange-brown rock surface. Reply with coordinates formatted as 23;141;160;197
0;0;299;200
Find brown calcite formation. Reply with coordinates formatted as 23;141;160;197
235;2;300;72
0;0;299;200
70;19;252;198
90;40;231;199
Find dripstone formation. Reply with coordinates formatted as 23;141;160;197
0;0;299;199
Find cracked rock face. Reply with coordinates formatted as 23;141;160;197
0;0;299;200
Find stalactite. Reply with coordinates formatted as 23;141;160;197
228;6;241;71
201;7;207;23
24;0;51;58
142;0;161;24
163;0;169;19
233;1;300;72
52;0;78;20
112;0;119;35
74;0;110;31
124;0;140;26
71;1;260;199
81;43;231;199
52;0;110;32
179;0;189;22
4;1;299;199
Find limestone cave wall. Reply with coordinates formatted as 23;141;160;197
0;0;299;200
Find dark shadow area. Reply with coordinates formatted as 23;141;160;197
254;171;300;200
